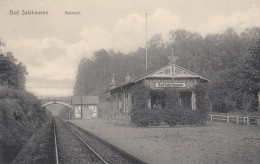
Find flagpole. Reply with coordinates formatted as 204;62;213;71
145;12;148;72
172;48;174;63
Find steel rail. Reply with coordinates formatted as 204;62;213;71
53;123;59;164
58;118;108;164
68;122;147;164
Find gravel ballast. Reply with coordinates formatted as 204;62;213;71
55;118;104;164
67;121;145;164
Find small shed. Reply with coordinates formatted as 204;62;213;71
72;96;99;119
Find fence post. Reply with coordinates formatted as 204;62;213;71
244;117;246;124
236;115;239;124
258;117;260;126
210;114;213;122
227;114;229;123
247;115;249;125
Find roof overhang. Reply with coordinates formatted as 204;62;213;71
105;62;210;94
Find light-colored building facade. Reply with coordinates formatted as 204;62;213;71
72;96;99;119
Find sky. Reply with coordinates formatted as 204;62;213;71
0;0;259;97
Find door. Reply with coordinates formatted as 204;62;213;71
180;92;192;110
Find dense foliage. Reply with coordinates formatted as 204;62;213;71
0;86;51;163
0;41;27;90
195;83;210;116
0;41;51;163
75;27;260;112
241;40;260;111
129;87;207;127
129;82;150;107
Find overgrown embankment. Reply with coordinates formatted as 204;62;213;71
0;86;52;163
11;120;55;164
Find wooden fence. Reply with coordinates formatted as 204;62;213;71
208;114;260;126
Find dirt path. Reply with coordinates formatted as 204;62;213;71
70;119;260;164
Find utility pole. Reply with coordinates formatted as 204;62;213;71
145;12;148;72
171;48;174;62
80;81;83;119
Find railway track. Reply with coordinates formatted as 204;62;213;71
54;117;146;164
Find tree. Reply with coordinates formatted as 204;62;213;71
0;42;27;90
147;34;169;70
242;39;260;111
73;28;260;113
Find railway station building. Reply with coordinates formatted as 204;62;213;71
108;62;209;121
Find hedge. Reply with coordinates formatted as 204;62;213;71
129;83;209;127
130;106;205;127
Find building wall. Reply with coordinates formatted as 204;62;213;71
111;91;132;120
74;105;81;119
74;104;98;119
145;78;198;110
191;91;196;110
110;78;202;121
82;105;91;119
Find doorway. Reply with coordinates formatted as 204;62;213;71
180;91;192;110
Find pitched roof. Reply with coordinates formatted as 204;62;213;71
108;62;210;92
72;96;99;105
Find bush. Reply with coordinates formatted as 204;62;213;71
164;108;182;127
130;104;168;127
130;105;152;127
164;109;206;126
130;105;206;127
0;86;51;163
212;100;232;113
181;110;205;126
163;88;182;126
130;87;208;127
195;82;210;114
